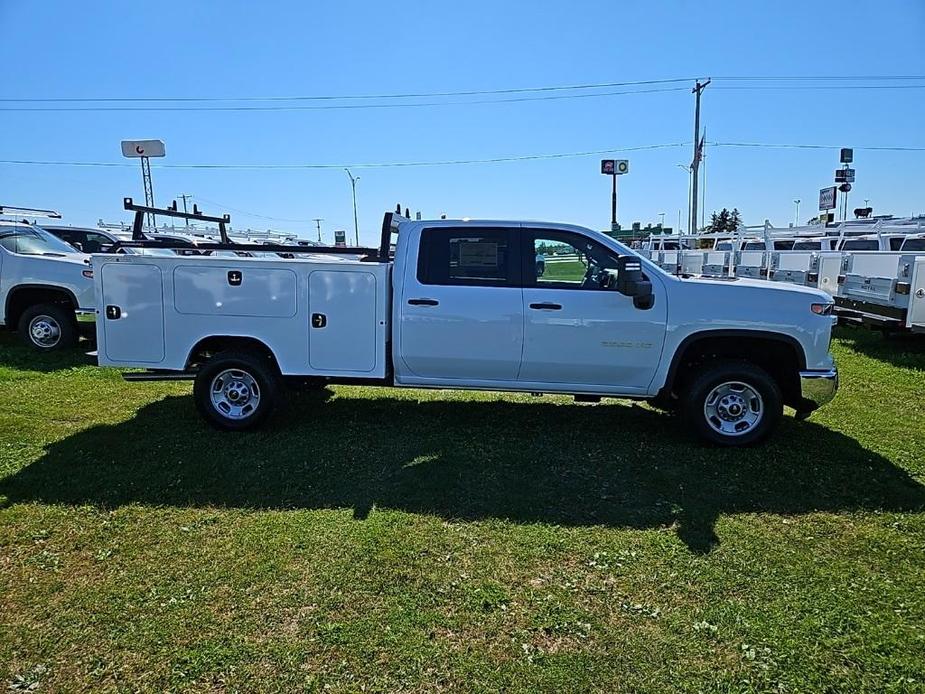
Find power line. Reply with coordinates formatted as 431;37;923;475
2;75;922;104
191;195;310;223
0;143;688;170
0;77;698;103
0;86;689;112
710;142;925;151
1;142;922;172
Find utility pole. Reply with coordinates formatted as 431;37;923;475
178;194;192;227
345;169;360;246
313;218;324;243
793;199;801;226
690;79;710;234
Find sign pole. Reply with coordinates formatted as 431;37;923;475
140;156;155;228
611;173;617;231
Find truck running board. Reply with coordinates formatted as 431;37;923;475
123;371;196;382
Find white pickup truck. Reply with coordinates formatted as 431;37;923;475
91;212;839;446
0;220;96;350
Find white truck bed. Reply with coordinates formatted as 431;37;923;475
93;254;391;378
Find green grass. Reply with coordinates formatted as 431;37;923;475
0;329;923;692
540;259;586;283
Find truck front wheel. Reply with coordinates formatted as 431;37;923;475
193;351;279;431
18;303;78;352
682;361;782;446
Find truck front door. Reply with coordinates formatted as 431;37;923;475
518;229;667;393
398;226;523;381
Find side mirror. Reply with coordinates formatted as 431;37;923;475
616;256;655;310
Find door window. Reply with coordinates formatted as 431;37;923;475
417;228;518;286
527;230;620;290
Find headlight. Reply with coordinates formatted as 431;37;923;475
811;303;833;316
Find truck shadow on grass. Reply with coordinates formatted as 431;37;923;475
0;334;96;373
2;390;923;554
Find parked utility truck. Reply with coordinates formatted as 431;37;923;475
92;205;839;446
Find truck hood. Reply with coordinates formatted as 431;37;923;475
676;275;830;302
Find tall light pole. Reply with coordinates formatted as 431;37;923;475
345;169;360;246
793;199;801;227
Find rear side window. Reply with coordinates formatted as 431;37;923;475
774;240;795;250
417;227;518;286
715;242;732;251
901;238;925;251
792;241;821;250
841;240;878;250
743;242;765;250
889;238;904;251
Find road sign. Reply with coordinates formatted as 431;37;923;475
840;148;853;164
819;186;837;211
121;140;166;158
601;159;629;175
835;168;856;183
839;183;852;193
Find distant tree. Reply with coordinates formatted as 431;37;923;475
705;207;741;232
729;208;742;231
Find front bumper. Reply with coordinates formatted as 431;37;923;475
798;367;839;411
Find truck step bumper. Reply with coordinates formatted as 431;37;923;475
798;367;839;411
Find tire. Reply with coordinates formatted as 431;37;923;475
681;361;782;446
18;303;78;352
193;350;279;431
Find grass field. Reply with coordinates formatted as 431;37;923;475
1;329;923;692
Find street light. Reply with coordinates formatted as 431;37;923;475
345;169;360;246
793;199;801;227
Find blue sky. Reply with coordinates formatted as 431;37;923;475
1;1;923;244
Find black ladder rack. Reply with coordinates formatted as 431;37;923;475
114;198;380;258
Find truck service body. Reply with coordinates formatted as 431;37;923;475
92;213;839;445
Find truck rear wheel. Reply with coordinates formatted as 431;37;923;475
193;351;279;430
681;361;782;446
18;303;78;352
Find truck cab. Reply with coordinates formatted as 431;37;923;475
92;211;839;446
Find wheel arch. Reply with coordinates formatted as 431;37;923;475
5;284;79;328
185;334;280;372
661;329;807;408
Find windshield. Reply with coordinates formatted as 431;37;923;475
792;240;822;250
901;238;925;251
743;241;765;250
0;226;82;255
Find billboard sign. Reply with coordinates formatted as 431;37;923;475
334;230;346;247
835;168;856;183
121;140;166;158
601;159;629;175
819;186;837;211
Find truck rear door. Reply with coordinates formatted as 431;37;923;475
397;226;523;381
